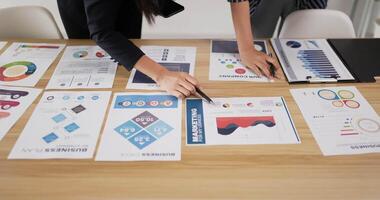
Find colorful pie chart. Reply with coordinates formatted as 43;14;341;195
0;61;36;81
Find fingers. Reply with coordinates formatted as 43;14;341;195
265;55;276;65
176;85;191;97
256;61;272;79
179;79;196;94
183;73;200;87
171;90;184;99
247;65;262;77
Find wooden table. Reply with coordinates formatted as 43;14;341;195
0;39;379;200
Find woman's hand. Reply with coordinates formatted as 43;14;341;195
239;47;280;80
134;55;200;99
156;69;199;99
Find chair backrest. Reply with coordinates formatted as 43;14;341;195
279;9;356;39
375;17;380;38
0;6;63;39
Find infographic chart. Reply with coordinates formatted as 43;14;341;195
96;93;182;161
0;86;41;141
9;91;111;159
271;39;355;82
291;86;380;156
209;40;270;82
46;46;117;89
127;46;196;90
0;43;65;86
186;97;300;145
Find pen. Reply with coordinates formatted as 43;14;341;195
268;53;277;78
195;87;214;104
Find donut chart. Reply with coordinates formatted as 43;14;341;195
318;89;339;100
0;61;36;81
73;50;88;58
286;41;302;48
357;118;380;133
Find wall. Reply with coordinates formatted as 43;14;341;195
0;0;366;39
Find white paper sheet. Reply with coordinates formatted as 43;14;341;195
186;97;300;145
271;39;355;82
209;40;270;82
0;86;41;141
46;46;117;89
96;93;182;161
126;46;196;90
8;91;111;159
291;86;380;156
0;41;7;50
0;43;65;87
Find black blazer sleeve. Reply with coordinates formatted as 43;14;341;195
83;0;145;70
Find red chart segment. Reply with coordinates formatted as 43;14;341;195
216;116;276;135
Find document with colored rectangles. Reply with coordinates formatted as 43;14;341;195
0;43;65;87
8;91;111;159
291;86;380;156
186;97;300;145
209;40;270;82
126;46;196;90
0;86;41;141
96;93;182;161
271;39;355;83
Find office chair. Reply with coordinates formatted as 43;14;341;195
279;9;356;39
0;6;63;39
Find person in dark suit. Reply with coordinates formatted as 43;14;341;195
57;0;279;98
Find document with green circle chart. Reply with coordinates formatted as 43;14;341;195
291;86;380;156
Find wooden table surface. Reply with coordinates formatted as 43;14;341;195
0;39;379;200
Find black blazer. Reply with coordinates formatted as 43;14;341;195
57;0;145;70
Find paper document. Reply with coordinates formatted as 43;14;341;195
46;46;117;89
271;39;355;82
9;91;111;159
186;97;300;145
0;86;41;141
96;93;182;161
0;43;65;87
291;87;380;156
209;40;270;82
0;41;7;50
126;46;196;90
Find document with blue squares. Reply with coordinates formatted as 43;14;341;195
8;91;111;159
96;92;182;161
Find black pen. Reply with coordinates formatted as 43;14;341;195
268;53;277;78
195;87;214;104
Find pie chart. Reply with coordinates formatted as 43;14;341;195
286;41;302;48
73;50;88;58
96;50;107;58
0;61;36;81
